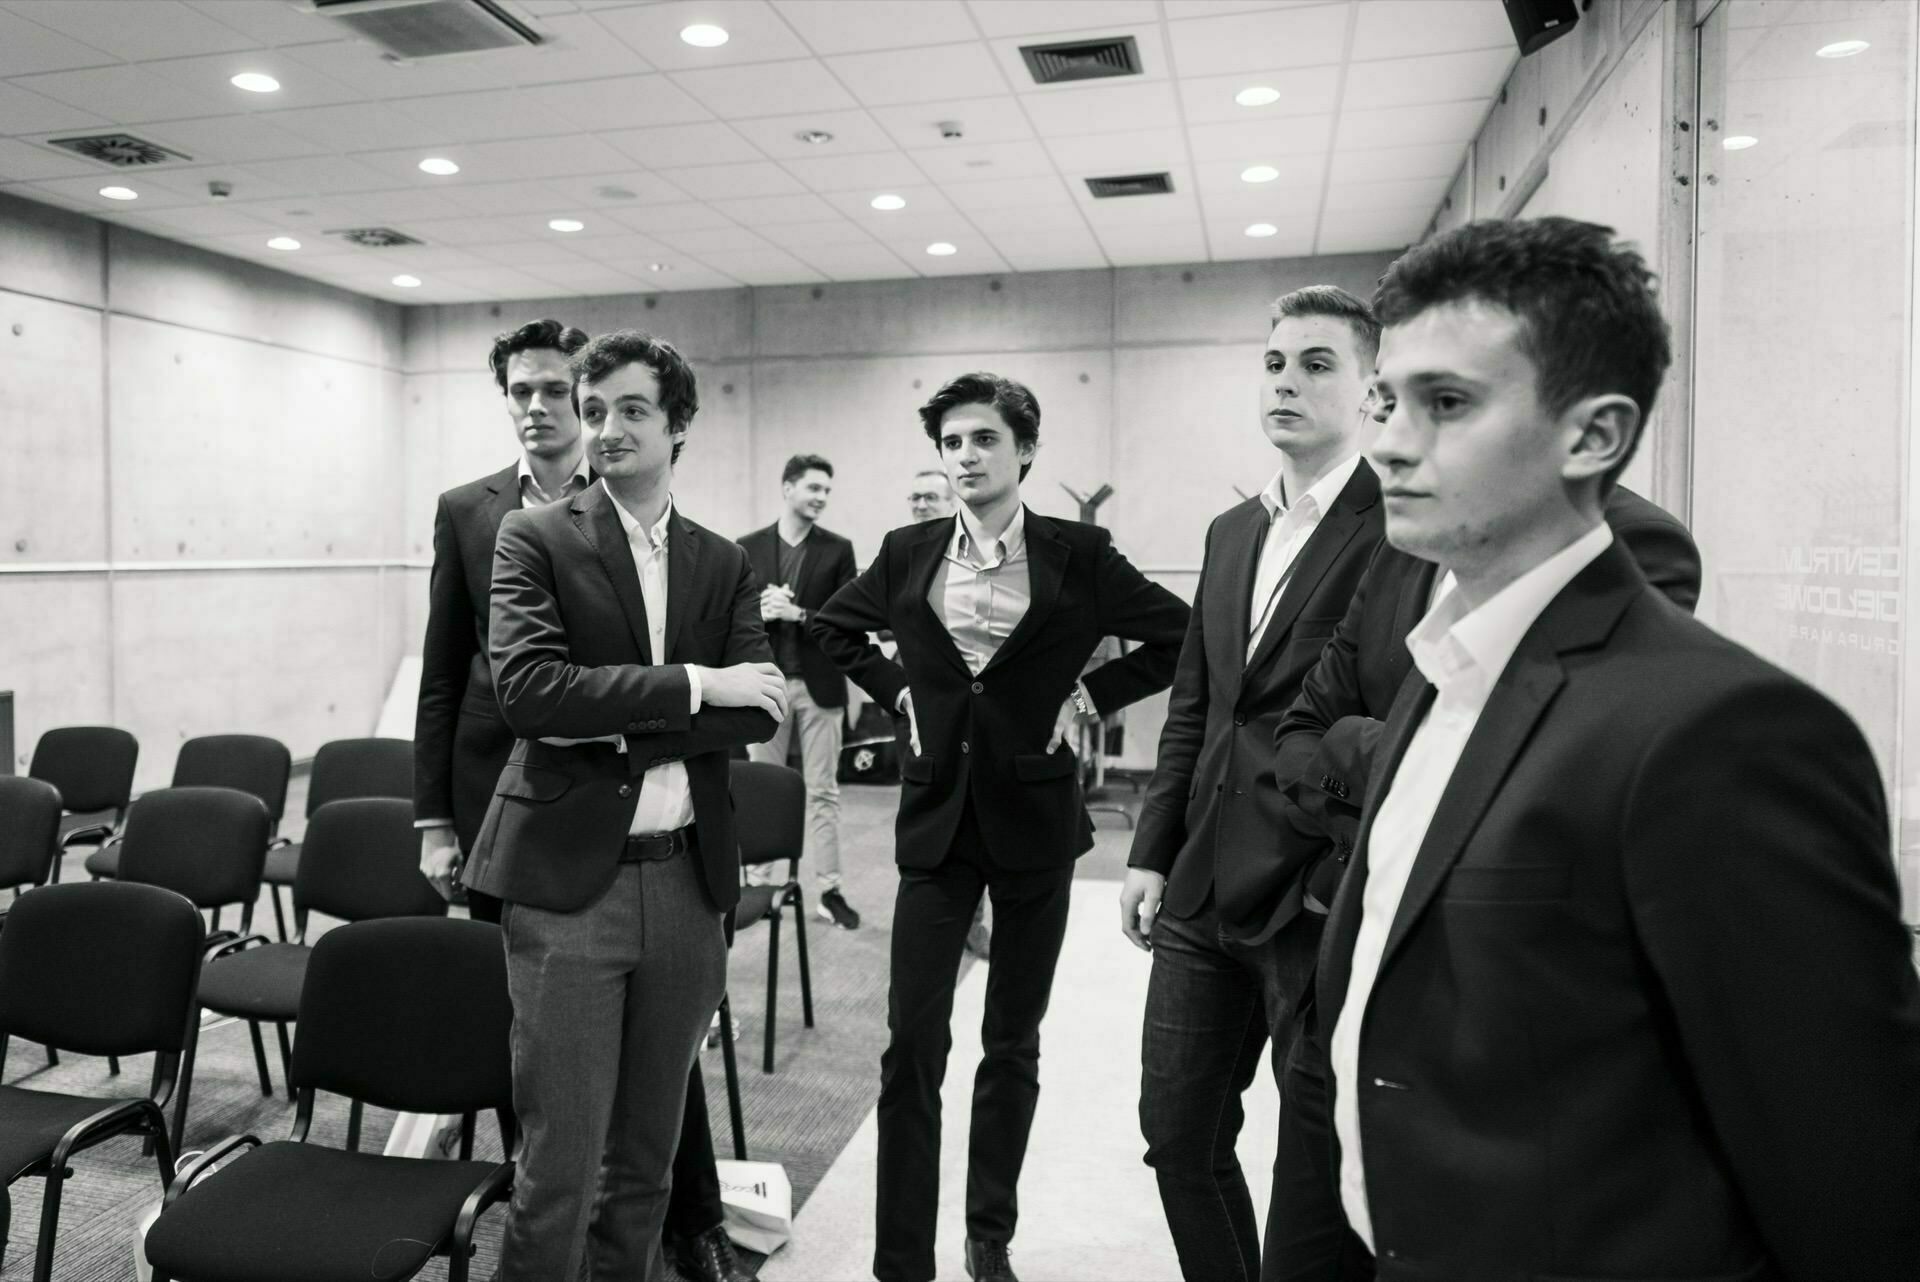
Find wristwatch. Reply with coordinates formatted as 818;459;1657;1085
1070;683;1094;718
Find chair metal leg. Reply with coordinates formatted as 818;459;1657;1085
43;1045;58;1069
268;885;289;942
718;997;746;1160
791;887;815;1028
172;1014;199;1158
33;1161;66;1282
106;1053;118;1075
209;907;221;935
346;1099;363;1152
239;902;254;937
763;910;780;1075
246;1021;273;1096
274;1022;293;1088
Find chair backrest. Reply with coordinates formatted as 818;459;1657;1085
729;761;805;868
117;787;271;910
0;882;204;1056
295;798;447;925
29;725;138;814
173;734;292;825
307;737;412;816
0;776;62;889
293;918;512;1118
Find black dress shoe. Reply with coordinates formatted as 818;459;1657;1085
674;1224;754;1282
964;1238;1019;1282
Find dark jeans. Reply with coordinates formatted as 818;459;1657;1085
1262;1022;1375;1282
470;864;725;1244
873;804;1074;1282
1140;900;1320;1282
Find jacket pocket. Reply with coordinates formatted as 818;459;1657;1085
493;763;571;802
901;756;935;784
1013;750;1076;782
1439;864;1570;903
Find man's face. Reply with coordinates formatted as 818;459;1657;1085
1368;300;1569;571
784;468;832;522
937;404;1033;510
578;362;683;485
1260;313;1371;457
908;473;955;522
504;348;580;460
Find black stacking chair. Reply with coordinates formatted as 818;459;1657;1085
0;777;62;897
196;798;445;1125
86;734;291;884
28;726;137;883
263;737;411;941
0;882;203;1282
145;918;516;1282
729;762;815;1076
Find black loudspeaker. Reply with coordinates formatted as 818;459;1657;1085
1502;0;1579;56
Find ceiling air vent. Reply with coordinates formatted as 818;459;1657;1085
326;227;425;248
1086;172;1173;199
46;133;191;168
309;0;541;59
1020;35;1141;85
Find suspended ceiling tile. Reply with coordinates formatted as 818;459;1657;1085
965;0;1161;39
669;57;857;116
772;0;977;55
709;191;842;224
1342;47;1514;111
790;240;919;281
655;160;807;200
1165;4;1349;77
11;64;234;124
730;108;898;158
592;0;809;71
826;42;1011;108
902;138;1054;183
602;121;766;169
1044;128;1187;176
868;95;1035;149
1176;64;1342;124
1022;81;1179;138
779;148;928;194
1349;0;1515;61
757;218;882;248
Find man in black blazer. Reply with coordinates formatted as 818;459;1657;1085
469;331;787;1282
1312;218;1920;1280
812;372;1189;1282
739;453;862;928
1121;287;1385;1282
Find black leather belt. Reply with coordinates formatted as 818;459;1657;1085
621;827;693;862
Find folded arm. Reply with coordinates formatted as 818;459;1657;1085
810;532;909;712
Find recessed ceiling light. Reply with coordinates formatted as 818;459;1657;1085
871;193;906;211
392;274;422;288
1241;165;1279;183
1245;223;1278;238
267;236;301;251
926;242;956;256
1816;39;1870;58
649;262;672;273
99;186;137;201
1722;135;1758;151
548;218;585;232
795;129;834;145
680;23;729;47
1236;86;1280;107
230;72;280;93
418;157;459;176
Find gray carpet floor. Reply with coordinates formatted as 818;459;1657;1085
10;775;1146;1281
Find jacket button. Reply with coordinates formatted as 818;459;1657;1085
961;741;970;754
1215;784;1224;793
1233;714;1246;726
971;681;983;694
618;784;633;797
627;721;639;732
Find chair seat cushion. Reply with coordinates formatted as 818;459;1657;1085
144;1141;503;1282
196;944;308;1021
0;1085;147;1183
262;843;301;886
733;885;784;931
83;843;121;879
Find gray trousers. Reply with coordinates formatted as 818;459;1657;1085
495;846;727;1282
747;676;845;890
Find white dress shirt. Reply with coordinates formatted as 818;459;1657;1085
1330;521;1614;1253
604;483;702;835
933;503;1032;675
1246;454;1363;658
516;447;592;508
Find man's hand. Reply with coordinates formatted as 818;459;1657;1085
420;827;462;902
759;584;803;623
1046;694;1091;753
1120;867;1166;952
698;661;789;719
897;687;921;757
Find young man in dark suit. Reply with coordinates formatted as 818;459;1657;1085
411;320;750;1282
1314;218;1920;1280
1120;287;1385;1282
739;453;862;928
811;372;1190;1282
468;330;788;1282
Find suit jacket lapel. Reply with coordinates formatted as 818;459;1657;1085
746;524;778;591
909;519;973;679
485;463;521;532
981;511;1066;675
1205;500;1266;697
573;486;652;662
1243;464;1380;678
666;509;700;663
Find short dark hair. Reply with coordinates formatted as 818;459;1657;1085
1372;217;1671;486
488;318;588;392
783;453;833;484
1269;285;1381;367
569;330;700;465
919;372;1041;483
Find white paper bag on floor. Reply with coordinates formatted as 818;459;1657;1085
716;1158;792;1255
136;1149;207;1282
384;1112;463;1159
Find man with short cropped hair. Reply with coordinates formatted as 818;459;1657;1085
908;467;956;523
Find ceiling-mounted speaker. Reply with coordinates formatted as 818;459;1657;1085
1502;0;1579;56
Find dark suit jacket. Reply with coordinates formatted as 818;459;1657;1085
1272;485;1700;916
463;483;777;914
414;463;530;853
811;509;1188;870
1315;540;1920;1280
1126;462;1384;940
737;522;857;708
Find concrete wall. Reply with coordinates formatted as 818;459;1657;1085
400;251;1399;768
0;191;406;790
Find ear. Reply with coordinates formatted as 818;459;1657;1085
1558;393;1640;488
1018;435;1041;463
